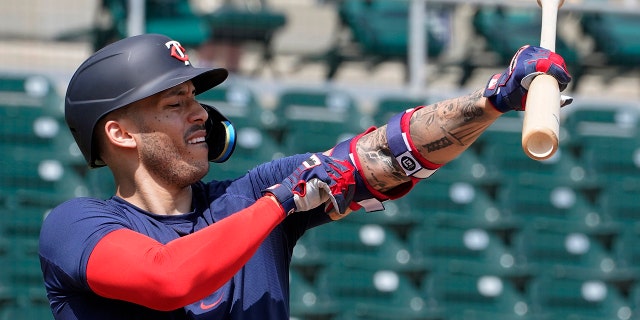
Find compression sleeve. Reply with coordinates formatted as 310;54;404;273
86;196;284;311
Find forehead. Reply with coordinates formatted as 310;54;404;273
159;81;194;98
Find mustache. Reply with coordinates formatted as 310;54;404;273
184;124;207;140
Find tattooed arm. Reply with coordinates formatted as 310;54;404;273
356;90;501;193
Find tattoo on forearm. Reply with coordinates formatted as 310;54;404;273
357;128;411;191
421;91;489;152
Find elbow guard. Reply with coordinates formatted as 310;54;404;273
386;106;442;179
330;107;444;212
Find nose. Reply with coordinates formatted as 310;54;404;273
191;102;209;124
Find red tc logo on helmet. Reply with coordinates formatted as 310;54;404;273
165;40;190;66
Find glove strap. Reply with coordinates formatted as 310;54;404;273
262;184;296;216
386;106;442;179
332;131;386;212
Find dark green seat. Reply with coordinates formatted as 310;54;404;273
409;224;525;277
422;272;531;320
0;304;53;320
316;0;450;80
316;262;442;320
0;157;89;208
481;141;589;188
581;12;640;67
611;228;640;281
465;6;581;87
273;88;369;154
289;269;340;319
205;129;285;181
196;83;273;130
597;184;640;231
496;181;617;236
528;275;631;320
372;95;430;125
512;226;623;281
563;103;639;151
292;221;426;278
405;179;517;232
581;135;640;188
94;0;211;50
0;73;60;110
0;206;50;240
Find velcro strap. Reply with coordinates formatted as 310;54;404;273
332;129;386;212
386;107;442;179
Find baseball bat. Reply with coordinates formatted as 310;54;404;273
521;0;565;160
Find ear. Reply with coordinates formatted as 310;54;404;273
104;120;137;149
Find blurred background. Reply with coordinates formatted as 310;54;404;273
1;0;640;319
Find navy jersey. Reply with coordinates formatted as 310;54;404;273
39;154;332;319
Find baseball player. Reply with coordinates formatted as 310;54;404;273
39;34;571;319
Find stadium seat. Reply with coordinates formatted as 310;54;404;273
496;181;617;236
205;127;285;181
291;221;426;279
196;82;276;131
94;0;210;50
628;280;640;318
422;272;531;320
344;198;424;240
372;95;430;125
597;184;640;231
432;149;500;188
0;73;61;111
481;141;588;189
580;11;640;70
466;6;581;87
144;0;210;48
563;103;639;150
528;275;632;320
273;88;370;154
0;304;54;320
472;111;527;158
0;253;49;310
580;135;640;189
316;262;442;320
512;226;624;281
408;224;525;278
317;0;450;80
611;228;640;284
405;179;518;232
0;156;89;208
289;269;340;319
0;206;50;240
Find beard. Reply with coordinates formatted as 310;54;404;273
138;131;209;189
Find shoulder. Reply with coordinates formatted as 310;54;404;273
44;197;124;225
40;197;132;252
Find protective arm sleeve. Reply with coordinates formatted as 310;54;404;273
86;196;284;311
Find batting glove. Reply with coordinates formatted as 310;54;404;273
263;154;356;216
483;45;572;113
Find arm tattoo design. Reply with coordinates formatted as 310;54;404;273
357;90;495;192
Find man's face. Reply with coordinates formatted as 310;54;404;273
130;81;210;188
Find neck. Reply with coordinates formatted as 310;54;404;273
114;169;195;216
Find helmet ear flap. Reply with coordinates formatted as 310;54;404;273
203;104;236;163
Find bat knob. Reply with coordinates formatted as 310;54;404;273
537;0;565;8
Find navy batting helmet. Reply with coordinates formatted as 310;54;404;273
65;33;235;168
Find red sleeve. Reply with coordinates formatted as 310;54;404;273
86;196;285;311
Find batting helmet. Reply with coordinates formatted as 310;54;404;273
65;33;235;168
